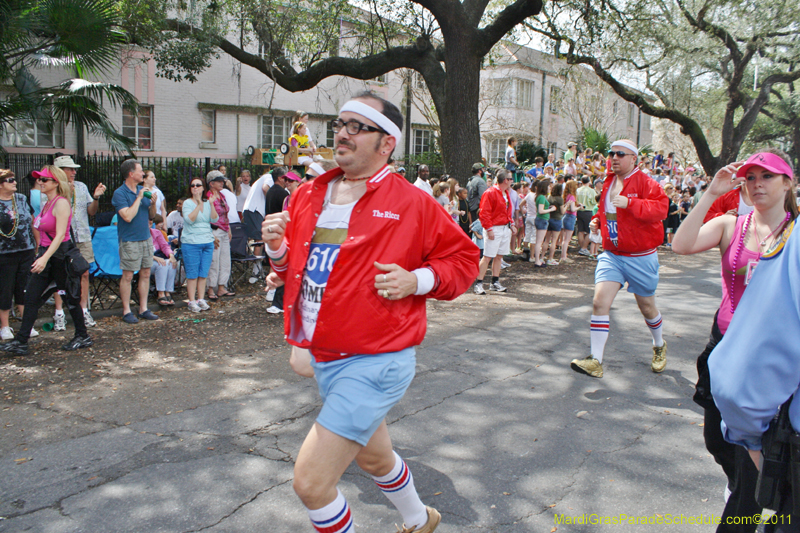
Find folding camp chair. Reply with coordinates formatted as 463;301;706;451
229;222;266;287
89;226;138;309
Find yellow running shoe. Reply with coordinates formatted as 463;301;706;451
570;356;603;378
651;341;667;373
396;507;441;532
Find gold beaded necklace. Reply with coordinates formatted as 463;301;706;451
0;193;20;239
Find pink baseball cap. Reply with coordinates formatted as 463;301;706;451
736;152;793;179
284;171;302;182
31;168;55;179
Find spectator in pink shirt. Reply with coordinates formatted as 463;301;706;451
151;214;177;306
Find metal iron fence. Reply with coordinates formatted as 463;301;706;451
0;152;262;219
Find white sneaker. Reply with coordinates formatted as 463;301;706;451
187;301;202;313
53;313;67;331
267;305;283;314
578;248;591;257
266;289;276;302
197;299;210;311
546;259;560;266
489;281;507;292
83;309;97;327
1;326;13;340
473;283;486;295
501;260;510;269
30;327;39;338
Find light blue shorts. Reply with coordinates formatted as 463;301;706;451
595;251;660;297
312;348;416;445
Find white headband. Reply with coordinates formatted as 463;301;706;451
339;100;402;141
308;163;325;176
610;140;639;156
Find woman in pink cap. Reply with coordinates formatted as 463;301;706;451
672;148;797;531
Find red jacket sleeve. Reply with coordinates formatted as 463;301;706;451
626;176;668;222
704;190;739;223
479;189;494;230
421;200;480;301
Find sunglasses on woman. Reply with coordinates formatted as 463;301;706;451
37;177;56;183
190;183;204;188
1;178;17;184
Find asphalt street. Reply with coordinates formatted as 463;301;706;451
1;251;735;532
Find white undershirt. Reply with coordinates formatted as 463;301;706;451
299;185;356;342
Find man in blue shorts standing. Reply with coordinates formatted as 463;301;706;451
570;139;669;378
262;92;478;532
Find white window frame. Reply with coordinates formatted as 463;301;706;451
413;129;435;155
200;109;216;143
628;103;636;128
488;138;505;165
549;86;561;114
122;105;153;151
3;118;64;148
259;115;291;149
515;79;534;110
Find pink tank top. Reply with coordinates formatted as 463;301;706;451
35;196;72;247
718;215;759;334
565;194;577;215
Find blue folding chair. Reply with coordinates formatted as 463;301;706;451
90;226;138;309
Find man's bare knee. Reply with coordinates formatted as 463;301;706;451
355;450;394;477
293;473;330;508
121;271;134;282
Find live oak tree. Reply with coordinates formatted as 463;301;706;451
525;0;800;174
124;0;543;179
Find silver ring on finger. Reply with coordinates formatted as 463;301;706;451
383;274;387;283
268;225;274;233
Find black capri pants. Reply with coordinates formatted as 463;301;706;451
0;249;35;310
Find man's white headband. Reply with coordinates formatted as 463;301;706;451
339;100;402;141
610;140;639;156
308;163;325;176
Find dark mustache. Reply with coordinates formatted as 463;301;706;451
336;141;355;150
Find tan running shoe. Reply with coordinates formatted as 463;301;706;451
396;507;441;533
570;356;603;378
651;341;667;373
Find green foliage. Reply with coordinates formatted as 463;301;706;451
582;128;610;155
405;151;443;169
0;0;137;153
516;141;546;167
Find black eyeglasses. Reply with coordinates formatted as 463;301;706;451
190;183;204;188
1;177;17;184
330;118;386;136
608;151;633;158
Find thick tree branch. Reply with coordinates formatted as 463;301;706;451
476;0;543;57
165;18;440;92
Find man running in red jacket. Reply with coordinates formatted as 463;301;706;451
474;170;515;294
262;92;478;533
571;139;669;378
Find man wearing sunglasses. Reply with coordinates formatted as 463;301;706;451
570;139;669;379
261;92;477;533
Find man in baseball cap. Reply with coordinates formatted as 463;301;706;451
53;154;106;329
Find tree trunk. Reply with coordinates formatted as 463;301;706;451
439;44;483;185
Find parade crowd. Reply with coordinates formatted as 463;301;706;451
2;93;800;533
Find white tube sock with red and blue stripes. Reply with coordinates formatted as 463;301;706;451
307;489;353;533
372;451;428;530
590;315;610;363
645;313;664;347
